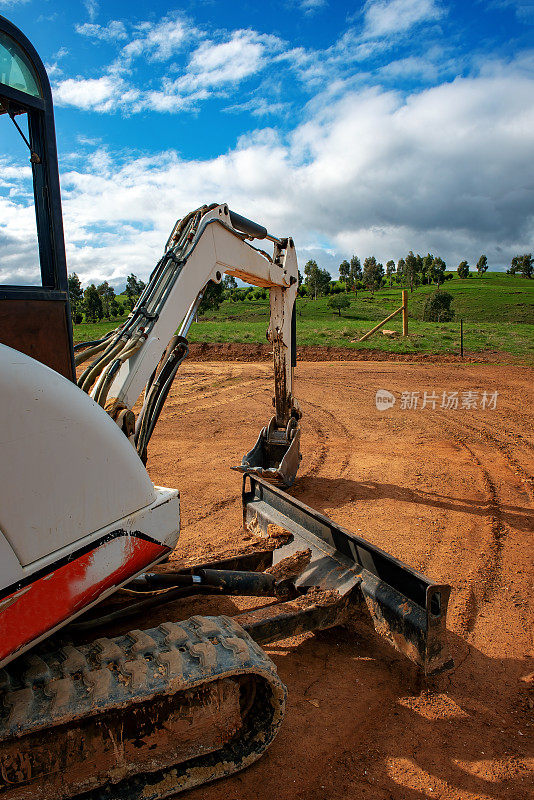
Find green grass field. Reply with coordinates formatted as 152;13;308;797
73;272;534;361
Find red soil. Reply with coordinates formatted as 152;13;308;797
140;355;533;799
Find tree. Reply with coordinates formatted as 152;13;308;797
423;290;454;322
404;251;418;292
339;259;350;286
303;259;317;292
97;281;116;319
110;296;123;318
199;280;224;314
349;255;362;287
521;254;533;278
396;258;405;284
430;256;446;287
223;275;238;291
317;268;332;296
422;253;434;285
476;254;488;277
457;261;470;279
415;253;424;280
327;294;351;316
509;253;533;278
304;260;331;299
83;284;103;323
125;274;146;310
362;256;384;294
386;260;395;287
68;272;84;323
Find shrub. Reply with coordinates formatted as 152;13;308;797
327;294;351;316
423;290;455;322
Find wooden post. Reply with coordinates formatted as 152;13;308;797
358;291;408;342
358;306;403;342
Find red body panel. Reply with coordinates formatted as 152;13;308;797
0;534;169;665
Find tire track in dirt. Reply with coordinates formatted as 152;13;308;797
482;406;534;454
441;414;534;503
164;376;268;415
167;389;269;420
299;395;353;478
437;415;508;637
302;419;328;477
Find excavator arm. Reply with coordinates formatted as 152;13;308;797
75;203;301;485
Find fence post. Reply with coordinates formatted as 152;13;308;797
402;290;408;336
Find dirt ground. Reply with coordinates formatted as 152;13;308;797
142;355;533;800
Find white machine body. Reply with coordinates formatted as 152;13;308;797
0;345;179;668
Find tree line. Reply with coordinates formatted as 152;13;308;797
68;273;146;323
299;251;454;300
299;249;532;301
69;251;533;325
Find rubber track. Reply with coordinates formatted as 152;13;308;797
0;615;286;800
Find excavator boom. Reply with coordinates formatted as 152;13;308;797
75;203;301;485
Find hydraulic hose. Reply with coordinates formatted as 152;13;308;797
79;338;125;394
74;339;109;367
93;336;144;407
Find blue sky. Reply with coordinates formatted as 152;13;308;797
1;0;533;286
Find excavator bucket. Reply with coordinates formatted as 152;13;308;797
232;417;302;487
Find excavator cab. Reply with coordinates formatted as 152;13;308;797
0;16;75;381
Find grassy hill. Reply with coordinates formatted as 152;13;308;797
73;272;534;361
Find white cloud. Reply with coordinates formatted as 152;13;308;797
84;0;99;22
4;58;529;285
225;96;290;117
4;29;534;285
378;47;458;81
363;0;444;38
0;0;29;7
116;15;193;67
142;86;208;113
178;30;281;91
76;21;128;42
298;0;327;13
61;24;285;114
53;76;139;112
44;61;64;80
77;134;102;147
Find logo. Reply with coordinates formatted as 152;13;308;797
375;389;396;411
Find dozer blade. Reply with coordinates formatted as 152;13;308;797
242;475;453;675
232;416;301;487
0;616;285;800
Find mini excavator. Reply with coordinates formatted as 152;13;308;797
0;16;452;800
